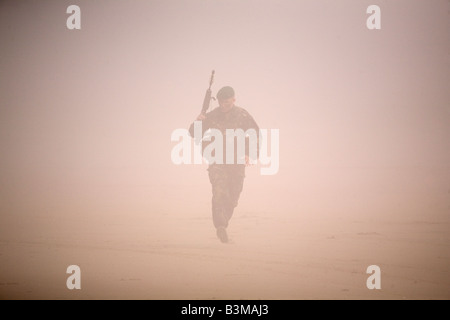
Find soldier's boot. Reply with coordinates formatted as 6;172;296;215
216;227;228;243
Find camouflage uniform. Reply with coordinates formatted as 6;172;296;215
189;106;260;229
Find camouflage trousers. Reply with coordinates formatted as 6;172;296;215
208;164;245;229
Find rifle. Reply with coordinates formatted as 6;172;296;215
200;70;215;115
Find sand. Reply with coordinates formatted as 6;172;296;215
1;166;448;300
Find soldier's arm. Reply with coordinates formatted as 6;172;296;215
243;111;260;160
248;114;260;132
188;112;212;138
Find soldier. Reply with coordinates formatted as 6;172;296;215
189;86;260;243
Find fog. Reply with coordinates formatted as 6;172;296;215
0;0;449;299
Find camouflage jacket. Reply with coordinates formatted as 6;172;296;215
189;106;260;164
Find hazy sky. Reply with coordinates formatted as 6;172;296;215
0;0;449;219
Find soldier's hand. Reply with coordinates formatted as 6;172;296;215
196;113;206;121
245;155;255;167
